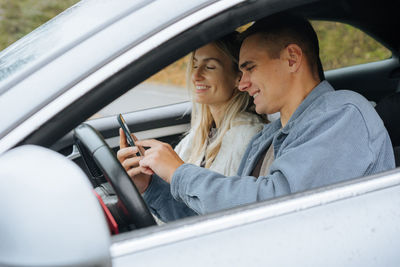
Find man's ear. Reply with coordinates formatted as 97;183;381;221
285;44;302;72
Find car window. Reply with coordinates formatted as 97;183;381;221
312;21;392;70
94;55;191;119
95;20;392;119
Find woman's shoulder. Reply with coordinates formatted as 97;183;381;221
212;113;264;175
231;112;265;128
225;112;264;139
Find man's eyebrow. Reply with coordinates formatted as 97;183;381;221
239;61;253;70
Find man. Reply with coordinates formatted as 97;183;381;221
119;13;395;221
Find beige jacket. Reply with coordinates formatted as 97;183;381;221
174;112;264;176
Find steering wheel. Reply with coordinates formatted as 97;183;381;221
73;123;156;229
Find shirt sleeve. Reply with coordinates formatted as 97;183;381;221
170;104;393;214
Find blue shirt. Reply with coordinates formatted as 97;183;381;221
143;81;395;221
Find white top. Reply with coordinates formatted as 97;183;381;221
174;112;264;176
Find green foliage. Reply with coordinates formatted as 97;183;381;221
0;0;79;50
312;21;392;70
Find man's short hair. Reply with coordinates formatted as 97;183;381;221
241;13;325;80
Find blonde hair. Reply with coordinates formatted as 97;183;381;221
185;33;259;168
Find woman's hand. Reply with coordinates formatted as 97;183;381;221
136;139;184;183
117;128;152;193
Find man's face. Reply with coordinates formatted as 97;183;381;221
239;34;290;115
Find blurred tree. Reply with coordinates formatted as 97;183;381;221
0;0;79;49
312;21;391;70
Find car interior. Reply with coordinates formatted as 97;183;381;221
375;92;400;166
14;0;400;234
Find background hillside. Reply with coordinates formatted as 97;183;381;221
0;0;391;87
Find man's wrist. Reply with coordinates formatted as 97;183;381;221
167;162;184;183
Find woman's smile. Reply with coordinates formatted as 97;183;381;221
195;84;210;93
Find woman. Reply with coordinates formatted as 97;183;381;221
117;32;264;194
174;33;264;176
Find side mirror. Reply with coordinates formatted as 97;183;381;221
0;145;111;267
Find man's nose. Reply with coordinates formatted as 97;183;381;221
238;73;251;92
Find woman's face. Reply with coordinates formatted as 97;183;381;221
191;43;240;106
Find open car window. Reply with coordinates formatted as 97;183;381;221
93;55;190;119
95;18;398;228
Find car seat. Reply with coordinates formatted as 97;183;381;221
375;92;400;167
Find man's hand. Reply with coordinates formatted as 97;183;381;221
117;128;152;193
136;139;184;183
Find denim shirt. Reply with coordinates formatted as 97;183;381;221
143;81;395;222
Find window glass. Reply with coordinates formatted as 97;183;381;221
0;1;79;49
95;55;190;119
312;21;392;70
0;0;82;85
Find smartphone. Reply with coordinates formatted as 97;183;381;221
117;114;144;156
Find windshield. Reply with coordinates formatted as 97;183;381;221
0;0;151;95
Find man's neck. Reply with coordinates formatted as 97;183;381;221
279;78;320;127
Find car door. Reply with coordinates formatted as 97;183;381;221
110;168;400;267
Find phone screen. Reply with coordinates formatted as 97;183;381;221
117;114;143;156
